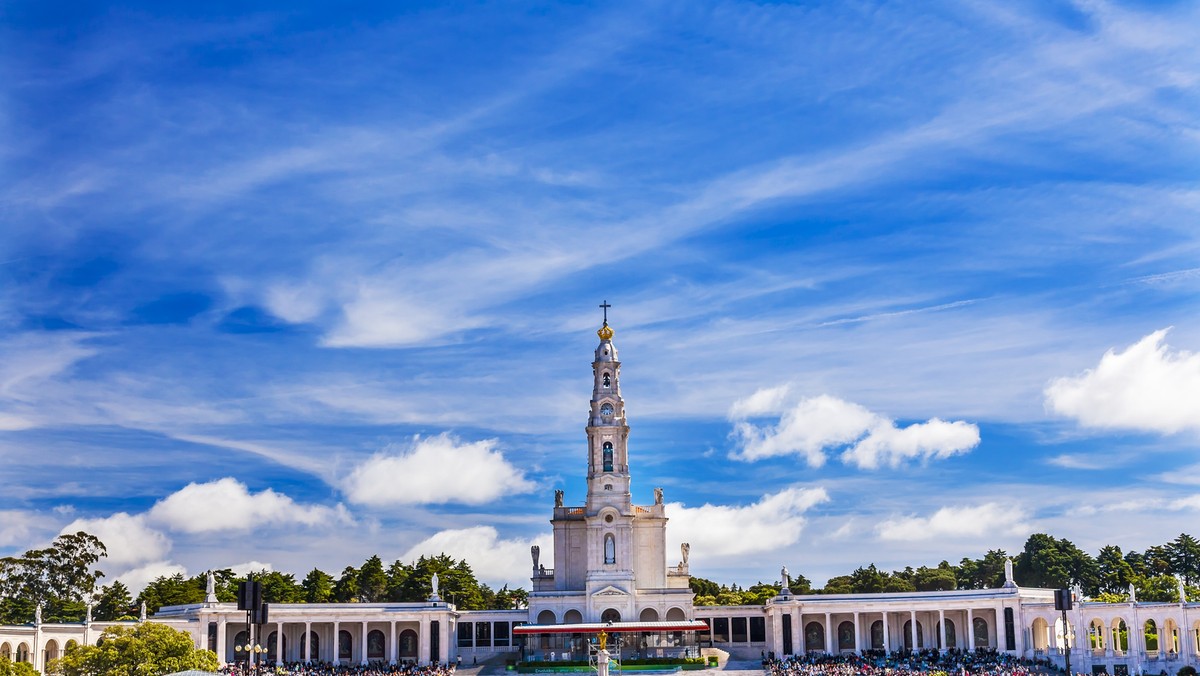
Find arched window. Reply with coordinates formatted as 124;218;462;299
300;632;319;661
603;442;613;472
604;533;616;564
973;617;989;648
804;622;824;652
603;373;611;388
564;609;583;624
1145;620;1159;652
399;629;418;660
870;620;884;650
837;621;855;650
936;619;956;648
233;631;250;661
601;608;621;623
339;630;353;659
903;620;924;650
267;631;286;662
537;610;556;625
368;629;385;659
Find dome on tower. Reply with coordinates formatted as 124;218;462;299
595;324;618;362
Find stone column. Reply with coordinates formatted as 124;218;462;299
333;621;340;663
853;612;861;654
439;615;451;666
882;612;890;654
771;609;784;658
361;621;369;665
939;610;947;653
824;612;834;654
390;620;398;665
303;622;311;663
217;617;227;665
966;609;974;650
791;609;802;656
910;610;918;651
277;621;284;666
419;617;432;664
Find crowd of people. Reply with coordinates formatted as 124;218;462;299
764;648;1060;676
218;662;458;676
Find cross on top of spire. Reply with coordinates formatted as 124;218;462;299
599;300;612;325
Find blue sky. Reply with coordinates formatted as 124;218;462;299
2;0;1199;594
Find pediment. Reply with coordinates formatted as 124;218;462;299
591;585;629;597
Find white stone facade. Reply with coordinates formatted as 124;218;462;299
2;322;1197;675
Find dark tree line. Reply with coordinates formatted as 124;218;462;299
135;553;528;615
690;533;1200;605
1;534;528;622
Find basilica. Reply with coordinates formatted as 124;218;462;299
1;320;1197;675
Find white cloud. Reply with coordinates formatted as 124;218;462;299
841;418;981;470
728;384;792;418
116;560;189;596
61;512;171;567
400;526;550;590
876;502;1032;542
666;486;829;558
0;510;55;547
147;477;348;533
731;394;876;465
730;390;979;468
1046;329;1200;434
226;560;274;576
341;433;534;506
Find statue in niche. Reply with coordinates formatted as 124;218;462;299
554;490;564;507
681;542;690;566
531;545;540;570
653;487;663;505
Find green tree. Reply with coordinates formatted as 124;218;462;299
136;574;204;614
957;550;1008;589
689;577;720;598
0;532;108;624
333;566;360;602
51;622;218;676
1015;534;1099;594
849;565;886;594
254;571;303;603
821;575;855;594
914;563;957;591
0;656;39;676
492;585;528;609
302;568;334;603
1097;546;1135;595
385;561;411;601
93;581;134;621
1166;533;1200;585
358;556;387;603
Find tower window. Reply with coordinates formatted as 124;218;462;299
603;442;613;472
602;373;611;388
604;533;616;565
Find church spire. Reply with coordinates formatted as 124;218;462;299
586;303;630;511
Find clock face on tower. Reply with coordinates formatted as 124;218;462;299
600;403;614;419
